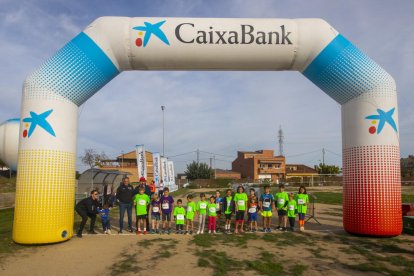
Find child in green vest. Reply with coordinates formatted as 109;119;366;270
196;193;208;234
222;189;235;234
234;186;248;234
295;186;309;231
287;193;297;231
186;194;196;235
275;184;289;231
173;199;186;234
133;186;150;235
207;196;217;234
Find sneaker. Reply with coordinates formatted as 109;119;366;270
128;228;133;233
276;226;281;230
201;230;204;234
104;230;107;234
118;230;123;234
196;230;200;234
137;230;141;235
88;230;97;234
300;226;304;231
107;229;112;235
282;227;287;232
268;228;272;233
156;229;160;234
76;232;82;238
262;228;267;233
208;230;212;234
213;231;216;234
234;230;238;234
161;229;165;235
190;230;193;235
168;229;171;235
144;231;147;235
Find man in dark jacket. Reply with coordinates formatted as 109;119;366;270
116;177;134;233
75;190;99;237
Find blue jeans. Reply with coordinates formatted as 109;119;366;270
119;202;132;230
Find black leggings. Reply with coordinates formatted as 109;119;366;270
76;208;96;233
288;217;295;228
176;224;184;231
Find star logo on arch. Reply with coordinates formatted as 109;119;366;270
133;20;170;47
365;108;398;135
22;109;56;138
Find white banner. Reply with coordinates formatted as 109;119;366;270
167;160;175;185
152;152;161;188
160;157;168;190
136;145;147;179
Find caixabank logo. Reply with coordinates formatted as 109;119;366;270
132;19;293;48
365;108;398;135
22;109;56;138
133;20;170;47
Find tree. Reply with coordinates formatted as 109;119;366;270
314;163;341;175
185;161;213;180
81;149;108;169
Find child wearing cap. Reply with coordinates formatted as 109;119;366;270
295;186;309;231
186;194;196;235
173;199;186;234
287;193;297;231
222;189;235;234
233;186;248;234
134;186;150;235
275;184;289;231
196;193;208;234
260;185;274;233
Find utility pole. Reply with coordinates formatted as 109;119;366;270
278;125;284;156
209;157;213;168
121;150;124;168
196;149;200;164
322;148;325;165
213;155;216;179
161;106;165;156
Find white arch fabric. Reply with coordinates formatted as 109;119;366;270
12;17;400;244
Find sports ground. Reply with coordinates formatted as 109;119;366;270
2;186;414;276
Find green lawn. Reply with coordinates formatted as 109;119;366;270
0;176;16;193
0;208;23;255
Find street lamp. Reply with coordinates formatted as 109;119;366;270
161;105;165;156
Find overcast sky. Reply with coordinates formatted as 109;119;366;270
1;0;413;173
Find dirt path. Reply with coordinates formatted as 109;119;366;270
2;198;414;275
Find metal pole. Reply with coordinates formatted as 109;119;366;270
197;149;199;163
161;106;165;156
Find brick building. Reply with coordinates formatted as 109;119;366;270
285;164;318;179
101;150;154;183
214;169;241;179
232;150;285;182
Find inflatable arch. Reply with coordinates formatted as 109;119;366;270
12;17;401;244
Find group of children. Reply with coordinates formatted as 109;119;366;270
98;184;310;235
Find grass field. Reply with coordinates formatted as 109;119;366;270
0;176;16;193
3;188;414;275
0;208;22;255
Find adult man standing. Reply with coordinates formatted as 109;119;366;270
75;190;100;238
116;177;134;233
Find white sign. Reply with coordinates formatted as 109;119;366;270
136;145;147;179
168;160;175;186
161;157;168;188
153;152;161;188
